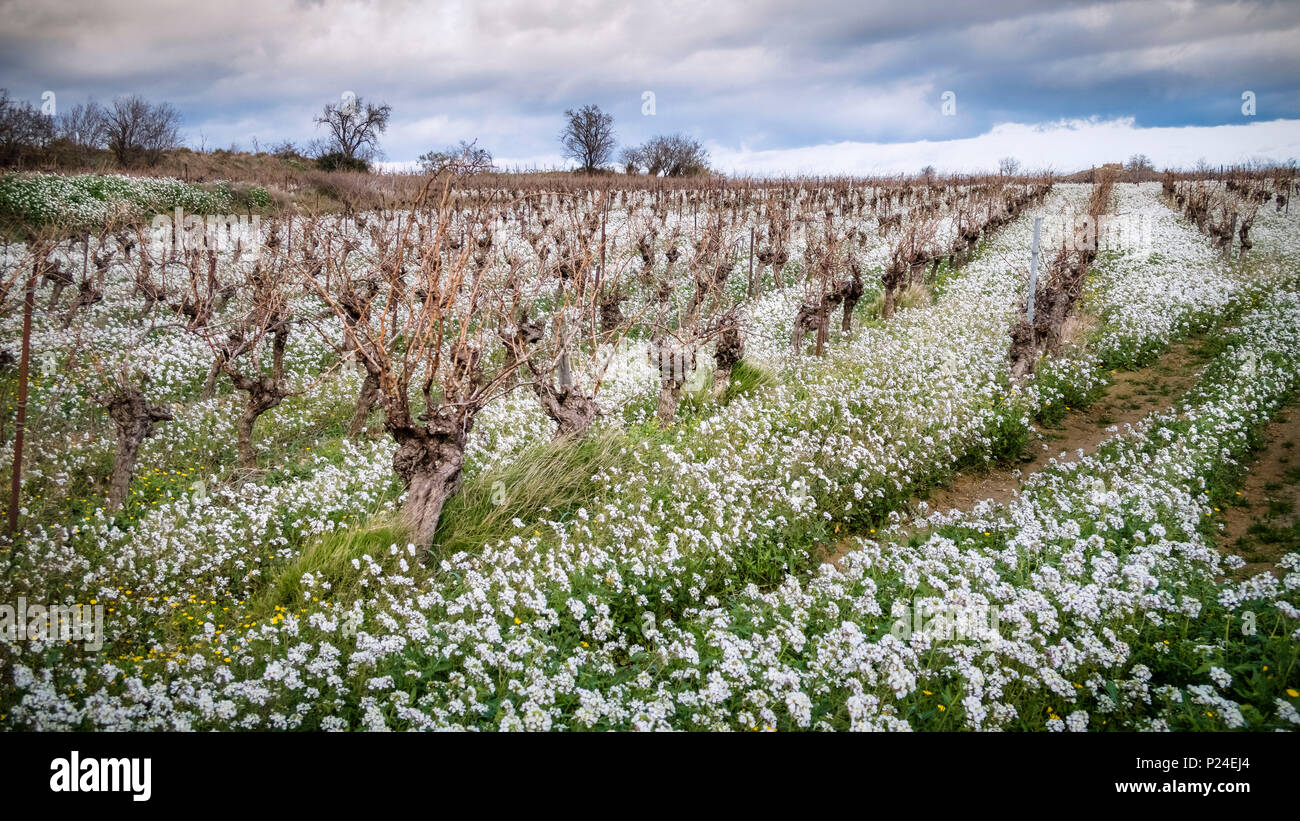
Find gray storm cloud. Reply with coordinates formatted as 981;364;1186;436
1;0;1297;171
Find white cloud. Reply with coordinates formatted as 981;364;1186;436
708;117;1300;176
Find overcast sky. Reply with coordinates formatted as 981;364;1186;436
2;0;1298;174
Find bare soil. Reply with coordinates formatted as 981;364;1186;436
1216;403;1300;578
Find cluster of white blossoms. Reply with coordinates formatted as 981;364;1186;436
0;172;258;226
1;179;1296;731
1084;184;1255;367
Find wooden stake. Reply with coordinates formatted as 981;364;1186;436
1026;216;1042;324
747;227;755;298
8;261;36;536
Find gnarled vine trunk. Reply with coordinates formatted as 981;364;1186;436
534;377;599;439
881;285;897;320
651;339;694;426
105;387;173;511
656;379;684;427
392;416;471;547
232;376;287;468
840;273;864;332
1006;319;1037;383
791;302;817;356
348;370;379;437
712;321;743;398
200;356;223;400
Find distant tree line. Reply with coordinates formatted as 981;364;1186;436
1;89;711;178
0;90;181;168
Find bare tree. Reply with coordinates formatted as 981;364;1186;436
880;215;938;319
618;145;645;175
791;226;864;354
559;105;616;173
1125;153;1153;182
419;140;495;175
634;134;710;177
314;95;392;162
792;237;841;356
57;223;126;328
998;156;1021;177
710;312;744;398
56;101;105;152
756;199;791;291
503;304;604;440
0;89;54;165
102;95;181;167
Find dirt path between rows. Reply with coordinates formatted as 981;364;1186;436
1217;402;1300;578
924;342;1203;514
827;341;1206;565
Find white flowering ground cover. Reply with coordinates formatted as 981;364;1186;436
0;181;1296;730
0;172;271;226
868;290;1300;731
